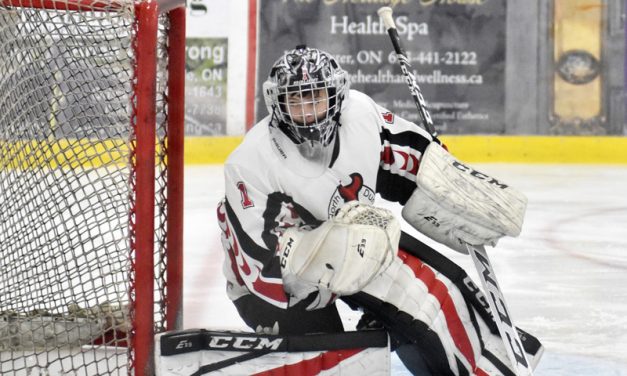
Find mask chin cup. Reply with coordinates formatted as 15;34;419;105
269;126;334;178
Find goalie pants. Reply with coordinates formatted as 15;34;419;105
233;291;344;335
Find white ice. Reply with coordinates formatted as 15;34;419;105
183;164;627;375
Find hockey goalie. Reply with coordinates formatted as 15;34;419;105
216;45;543;375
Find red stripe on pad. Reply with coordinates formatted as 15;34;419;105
251;348;363;376
397;250;476;370
475;368;490;376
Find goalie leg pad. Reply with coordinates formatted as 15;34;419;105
345;240;542;375
356;254;483;375
397;234;545;369
155;329;390;376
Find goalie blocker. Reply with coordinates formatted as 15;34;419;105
402;142;528;254
155;329;389;375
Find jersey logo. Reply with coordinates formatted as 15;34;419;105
236;181;254;209
328;173;375;217
338;173;363;202
381;112;394;124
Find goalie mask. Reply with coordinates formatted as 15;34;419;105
263;45;349;177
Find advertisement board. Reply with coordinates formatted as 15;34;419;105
185;0;230;135
185;38;228;135
256;0;507;134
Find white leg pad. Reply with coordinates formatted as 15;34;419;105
362;253;538;375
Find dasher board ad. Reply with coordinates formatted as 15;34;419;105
185;38;228;136
256;1;506;134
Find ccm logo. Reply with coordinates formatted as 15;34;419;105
279;238;294;268
208;335;284;350
453;161;508;189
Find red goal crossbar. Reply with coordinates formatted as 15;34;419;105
0;0;184;12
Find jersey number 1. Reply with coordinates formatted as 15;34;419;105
236;181;254;209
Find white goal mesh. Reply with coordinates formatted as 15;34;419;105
0;0;185;374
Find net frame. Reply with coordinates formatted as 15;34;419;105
0;0;185;374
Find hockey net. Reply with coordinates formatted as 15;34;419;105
0;0;185;374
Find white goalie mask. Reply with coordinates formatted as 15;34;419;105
263;45;349;177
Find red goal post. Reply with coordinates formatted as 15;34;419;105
0;0;185;374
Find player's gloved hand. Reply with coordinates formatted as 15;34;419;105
402;142;527;254
279;201;400;297
402;188;504;253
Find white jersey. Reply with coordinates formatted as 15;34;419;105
217;90;437;309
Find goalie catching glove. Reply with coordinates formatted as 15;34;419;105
402;142;528;253
279;201;400;297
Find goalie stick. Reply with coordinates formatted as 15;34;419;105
377;6;533;376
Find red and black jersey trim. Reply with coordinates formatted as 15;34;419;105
224;193;323;281
376;169;417;205
379;127;433;151
375;128;434;204
224;198;283;279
